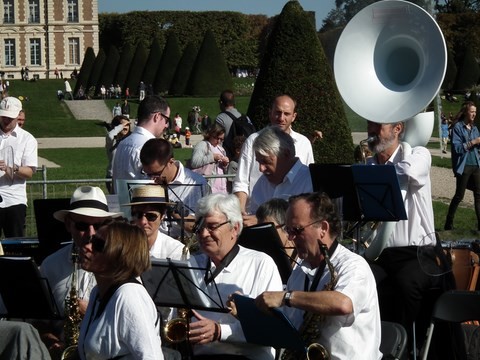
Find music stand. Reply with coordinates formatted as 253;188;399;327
238;222;292;284
0;257;60;319
141;258;229;313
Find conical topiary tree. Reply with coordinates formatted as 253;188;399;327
86;48;106;97
247;0;354;164
73;47;96;96
186;30;233;96
142;38;162;89
113;44;135;90
96;45;120;96
169;42;198;96
153;33;181;95
125;42;149;97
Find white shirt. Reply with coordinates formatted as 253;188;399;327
0;125;37;207
189;246;283;360
78;283;163;360
232;128;314;210
367;144;435;247
160;161;211;238
283;245;382;360
40;243;96;315
249;159;313;213
150;231;185;260
112;126;155;183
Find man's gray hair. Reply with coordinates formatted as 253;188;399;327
196;193;243;234
253;126;295;158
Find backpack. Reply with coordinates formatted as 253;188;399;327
222;111;256;159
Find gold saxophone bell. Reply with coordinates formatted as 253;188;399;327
307;343;330;360
164;308;190;343
61;345;80;360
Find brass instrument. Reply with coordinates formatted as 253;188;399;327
61;249;81;360
163;308;190;343
281;242;338;360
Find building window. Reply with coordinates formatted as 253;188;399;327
5;39;16;66
30;38;41;65
28;0;40;23
3;0;14;24
68;37;79;65
67;0;78;22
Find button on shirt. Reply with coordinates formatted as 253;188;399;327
249;159;313;213
112;126;155;182
367;144;435;247
0;125;37;207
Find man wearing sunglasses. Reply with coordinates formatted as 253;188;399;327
112;95;170;188
255;192;382;359
37;186;122;355
124;184;185;259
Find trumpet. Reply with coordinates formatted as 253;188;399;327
356;136;376;164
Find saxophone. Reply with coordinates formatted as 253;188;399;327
281;242;338;360
61;248;82;360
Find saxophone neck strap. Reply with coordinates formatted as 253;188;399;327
204;244;240;285
304;240;338;292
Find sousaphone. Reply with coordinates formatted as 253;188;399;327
334;0;447;259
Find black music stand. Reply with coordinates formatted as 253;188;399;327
141;258;228;313
238;222;292;284
0;257;60;319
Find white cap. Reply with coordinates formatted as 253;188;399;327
0;97;22;118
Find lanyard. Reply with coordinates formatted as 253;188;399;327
204;244;240;285
303;241;338;292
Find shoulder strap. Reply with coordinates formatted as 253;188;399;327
222;111;240;122
95;278;141;320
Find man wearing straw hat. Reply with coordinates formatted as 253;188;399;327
38;186;122;354
124;184;185;260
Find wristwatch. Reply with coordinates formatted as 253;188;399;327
283;291;293;307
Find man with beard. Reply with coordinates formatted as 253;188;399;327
365;121;454;355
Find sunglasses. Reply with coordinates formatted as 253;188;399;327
74;221;105;232
131;211;160;222
88;235;106;253
193;220;230;234
284;219;322;237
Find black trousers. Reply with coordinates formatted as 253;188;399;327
0;204;26;237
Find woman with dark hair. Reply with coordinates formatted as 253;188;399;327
445;101;480;230
77;221;163;360
190;123;230;194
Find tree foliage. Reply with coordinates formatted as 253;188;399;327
154;33;181;95
113;44;134;90
74;47;96;96
248;0;354;164
86;48;106;95
169;42;198;96
186;30;233;96
99;11;270;71
454;45;480;89
141;38;162;88
125;42;149;96
97;45;120;94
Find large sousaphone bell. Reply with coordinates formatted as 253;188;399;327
334;0;447;146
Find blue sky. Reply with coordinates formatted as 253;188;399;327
98;0;336;30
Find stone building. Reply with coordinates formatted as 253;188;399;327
0;0;98;79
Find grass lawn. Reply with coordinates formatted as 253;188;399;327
4;79;476;239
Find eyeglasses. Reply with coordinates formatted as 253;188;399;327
74;221;105;232
141;163;168;179
131;211;160;222
194;220;230;234
284;219;322;237
152;111;170;123
87;235;105;253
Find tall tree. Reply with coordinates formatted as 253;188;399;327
186;30;233;96
142;38;162;88
169;42;198;96
153;33;182;94
125;42;149;97
113;44;135;90
97;45;120;96
248;0;354;164
86;48;106;96
454;45;480;90
73;47;96;96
